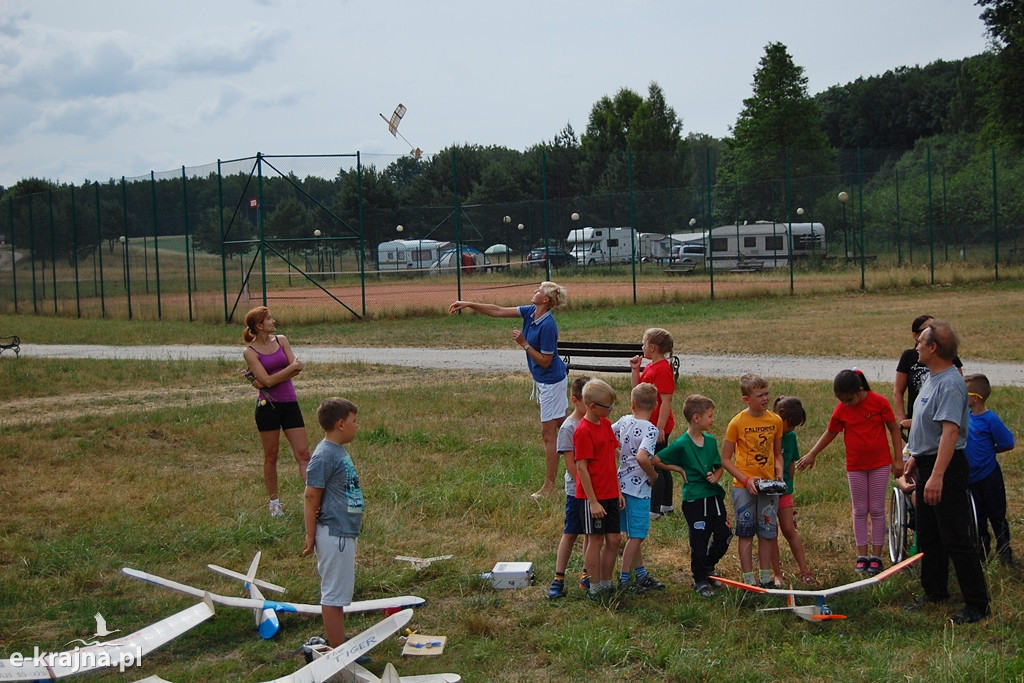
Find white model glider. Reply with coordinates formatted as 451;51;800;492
0;595;214;680
131;608;460;683
716;552;923;621
123;552;424;639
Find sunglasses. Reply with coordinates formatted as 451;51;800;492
593;401;615;410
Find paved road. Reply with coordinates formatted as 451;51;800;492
17;344;1024;386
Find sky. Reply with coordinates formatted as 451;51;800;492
0;0;990;189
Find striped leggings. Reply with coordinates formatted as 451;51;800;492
847;465;890;548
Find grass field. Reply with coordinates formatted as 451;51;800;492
2;286;1024;681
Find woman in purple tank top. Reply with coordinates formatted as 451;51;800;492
243;306;311;517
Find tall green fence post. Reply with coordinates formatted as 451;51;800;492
706;147;714;301
181;166;194;321
895;169;903;266
218;161;229;322
356;151;366;318
991;147;1000;282
857;148;865;291
71;184;81;317
926;148;934;285
7;197;16;312
150;171;162;319
94;183;106;317
121;177;133;320
627;149;637;303
47;189;57;313
28;193;37;313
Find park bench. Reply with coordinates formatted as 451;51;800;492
730;259;765;273
559;341;680;380
663;261;697;275
0;335;20;357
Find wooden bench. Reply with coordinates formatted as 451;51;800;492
663;261;697;275
560;341;680;380
0;335;20;358
729;260;765;273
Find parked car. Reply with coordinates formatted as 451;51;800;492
670;243;705;265
526;246;575;268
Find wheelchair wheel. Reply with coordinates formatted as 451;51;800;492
968;490;982;560
888;486;910;564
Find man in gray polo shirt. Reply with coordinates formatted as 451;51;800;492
905;320;989;624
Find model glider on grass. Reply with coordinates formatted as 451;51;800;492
122;552;424;639
0;595;214;680
131;607;461;683
716;552;923;621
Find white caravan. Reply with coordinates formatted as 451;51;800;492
377;239;449;271
707;221;825;270
566;226;638;266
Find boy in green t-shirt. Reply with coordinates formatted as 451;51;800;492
654;394;733;598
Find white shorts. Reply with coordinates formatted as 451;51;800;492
537;377;569;423
315;524;357;607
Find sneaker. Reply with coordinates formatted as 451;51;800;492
649;511;662;521
635;574;665;593
866;557;883;576
801;573;817;586
659;505;675;515
546;579;566;600
586;586;612;602
579;574;591;591
950;607;988;625
268;499;285;517
693;581;715;599
854;556;868;573
707;572;724;589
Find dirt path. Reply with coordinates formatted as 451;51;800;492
8;343;1024;428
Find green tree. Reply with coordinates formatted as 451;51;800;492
580;83;687;194
976;0;1024;145
193;207;255;258
714;42;835;224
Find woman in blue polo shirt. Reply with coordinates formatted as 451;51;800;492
449;281;569;498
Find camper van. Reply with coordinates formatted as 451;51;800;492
566;227;638;266
377;239;448;271
707;221;825;270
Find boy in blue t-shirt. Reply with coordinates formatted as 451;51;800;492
303;397;364;647
965;374;1016;564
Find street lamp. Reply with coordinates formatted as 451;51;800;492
517;223;525;265
838;191;850;259
571;212;580;268
503;215;511;266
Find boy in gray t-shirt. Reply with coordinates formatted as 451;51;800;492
303;397;364;646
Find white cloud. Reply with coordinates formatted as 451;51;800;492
153;23;287;75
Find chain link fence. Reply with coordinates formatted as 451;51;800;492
2;145;1022;324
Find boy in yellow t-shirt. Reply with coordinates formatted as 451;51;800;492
720;373;784;587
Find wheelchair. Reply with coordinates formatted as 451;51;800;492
887;483;981;564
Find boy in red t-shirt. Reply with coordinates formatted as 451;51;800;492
574;378;624;601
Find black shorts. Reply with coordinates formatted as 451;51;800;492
255;401;305;432
579;498;621;535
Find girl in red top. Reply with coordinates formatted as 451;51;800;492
796;369;903;576
630;328;676;518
